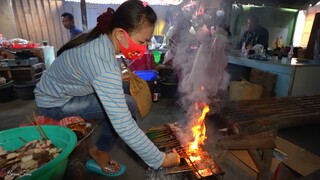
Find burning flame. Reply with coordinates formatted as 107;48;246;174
187;103;210;162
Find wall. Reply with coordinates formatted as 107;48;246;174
64;2;171;36
9;0;69;52
1;0;176;52
0;0;19;39
300;5;320;47
230;5;298;49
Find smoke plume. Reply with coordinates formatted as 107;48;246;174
169;3;230;124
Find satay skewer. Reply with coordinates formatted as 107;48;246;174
33;112;49;140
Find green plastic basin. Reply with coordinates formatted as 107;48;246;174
0;125;77;180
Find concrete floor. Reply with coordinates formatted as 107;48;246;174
1;97;319;179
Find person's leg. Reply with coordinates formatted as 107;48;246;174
61;93;137;149
61;93;137;172
61;94;106;119
38;93;137;172
37;107;64;120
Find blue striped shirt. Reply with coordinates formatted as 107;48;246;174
34;34;165;168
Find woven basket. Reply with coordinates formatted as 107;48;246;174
121;57;152;119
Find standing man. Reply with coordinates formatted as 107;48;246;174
61;12;83;39
240;16;269;50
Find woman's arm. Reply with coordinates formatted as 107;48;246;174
92;71;165;169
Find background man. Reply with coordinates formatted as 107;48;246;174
240;16;269;50
61;12;83;39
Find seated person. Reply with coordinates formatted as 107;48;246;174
240;16;269;50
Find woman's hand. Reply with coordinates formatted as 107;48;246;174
161;149;180;167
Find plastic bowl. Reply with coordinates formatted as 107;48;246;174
151;51;162;64
134;70;157;81
0;125;77;180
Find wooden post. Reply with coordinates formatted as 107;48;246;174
80;0;88;31
221;0;233;28
248;149;273;180
260;149;273;180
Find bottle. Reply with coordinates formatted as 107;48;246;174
241;42;247;58
278;37;283;48
274;37;279;49
288;44;294;60
0;34;5;48
152;80;159;102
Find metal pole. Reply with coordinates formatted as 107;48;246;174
80;0;88;31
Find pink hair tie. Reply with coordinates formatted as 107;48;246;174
142;1;149;7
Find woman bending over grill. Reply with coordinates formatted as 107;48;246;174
34;0;180;177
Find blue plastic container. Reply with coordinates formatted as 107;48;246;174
134;70;157;81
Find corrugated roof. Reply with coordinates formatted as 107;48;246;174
65;0;182;6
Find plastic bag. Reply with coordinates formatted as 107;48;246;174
229;80;263;100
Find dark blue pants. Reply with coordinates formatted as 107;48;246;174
37;82;137;151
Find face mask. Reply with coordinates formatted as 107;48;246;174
119;30;147;60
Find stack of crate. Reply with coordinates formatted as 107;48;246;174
10;63;45;82
10;62;45;100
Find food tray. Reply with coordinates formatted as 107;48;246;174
66;122;94;146
10;43;39;49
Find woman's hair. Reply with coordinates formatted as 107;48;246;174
57;0;157;56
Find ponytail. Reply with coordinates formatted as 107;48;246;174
57;8;115;56
97;8;115;34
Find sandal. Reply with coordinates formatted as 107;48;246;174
86;159;127;177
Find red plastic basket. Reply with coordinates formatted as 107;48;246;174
10;43;39;49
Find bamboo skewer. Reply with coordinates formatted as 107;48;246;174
147;123;224;177
166;166;195;174
26;114;49;141
158;143;180;148
165;149;185;154
147;127;170;132
150;134;174;141
33;112;49;140
153;137;178;143
18;137;28;143
166;168;195;174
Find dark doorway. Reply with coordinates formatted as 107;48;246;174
305;12;320;59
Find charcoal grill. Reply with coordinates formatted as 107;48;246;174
147;122;224;179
